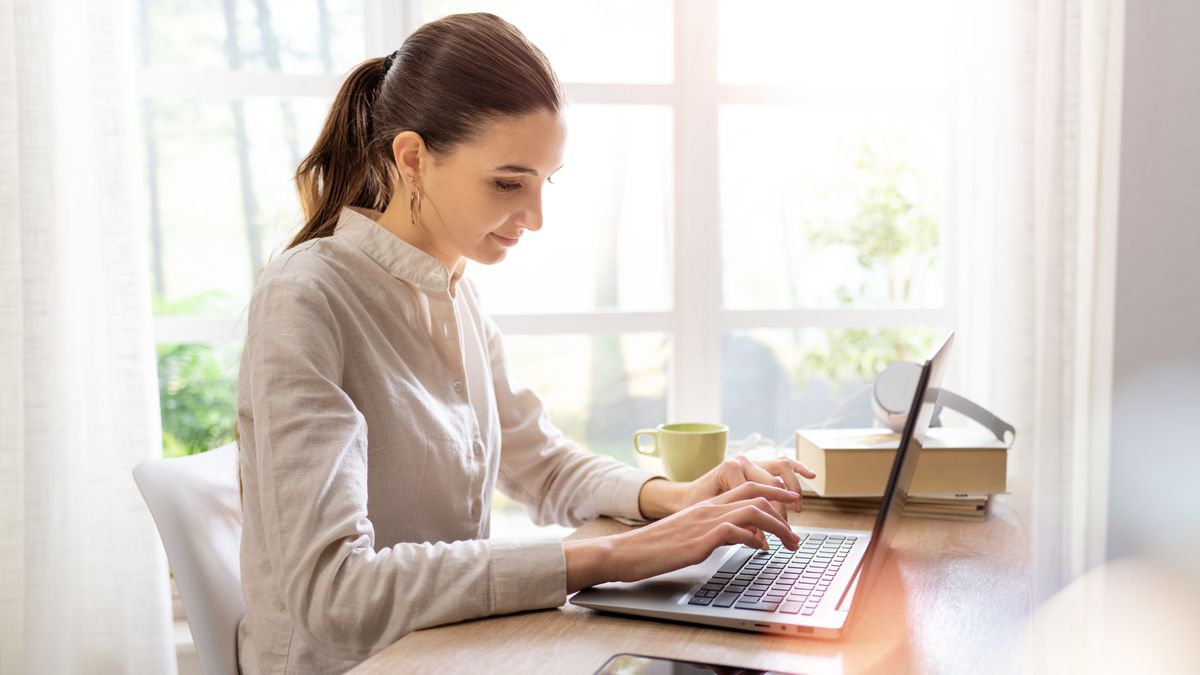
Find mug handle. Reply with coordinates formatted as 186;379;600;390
633;429;659;457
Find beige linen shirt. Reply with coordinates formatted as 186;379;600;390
235;206;661;674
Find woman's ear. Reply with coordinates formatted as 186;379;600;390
391;130;425;188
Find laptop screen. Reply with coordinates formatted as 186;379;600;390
847;332;954;605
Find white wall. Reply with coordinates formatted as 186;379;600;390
1107;0;1200;565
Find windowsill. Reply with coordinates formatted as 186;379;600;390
171;575;202;675
174;616;195;655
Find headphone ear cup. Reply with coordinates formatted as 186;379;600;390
873;361;922;431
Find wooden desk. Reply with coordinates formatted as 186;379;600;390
353;489;1030;674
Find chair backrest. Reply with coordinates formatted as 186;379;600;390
134;442;244;675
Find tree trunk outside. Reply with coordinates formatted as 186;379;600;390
221;0;264;283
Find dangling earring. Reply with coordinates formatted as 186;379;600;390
408;186;422;228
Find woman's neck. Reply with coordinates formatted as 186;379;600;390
376;200;466;295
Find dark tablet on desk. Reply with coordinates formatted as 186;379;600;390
594;652;802;675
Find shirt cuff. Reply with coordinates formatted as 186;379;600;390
596;464;668;524
486;536;567;616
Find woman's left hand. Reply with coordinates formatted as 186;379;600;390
680;455;817;520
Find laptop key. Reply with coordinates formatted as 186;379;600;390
717;548;755;575
780;602;803;614
737;600;781;612
713;592;741;608
688;595;714;606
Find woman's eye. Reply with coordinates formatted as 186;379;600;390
495;181;521;192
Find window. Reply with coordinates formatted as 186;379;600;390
139;1;954;534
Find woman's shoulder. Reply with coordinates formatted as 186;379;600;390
246;236;365;323
254;236;357;295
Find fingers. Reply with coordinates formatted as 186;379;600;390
736;455;818;513
769;459;805;512
788;458;817;479
707;479;799;508
773;458;815;512
729;502;800;548
735;455;789;520
711;521;765;551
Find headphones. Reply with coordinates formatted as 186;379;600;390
872;361;1016;444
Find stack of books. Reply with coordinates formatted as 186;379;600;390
793;427;1009;521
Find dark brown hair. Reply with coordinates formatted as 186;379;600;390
288;12;565;248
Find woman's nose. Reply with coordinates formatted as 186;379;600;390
519;197;544;232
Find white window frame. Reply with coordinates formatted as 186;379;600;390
141;0;955;428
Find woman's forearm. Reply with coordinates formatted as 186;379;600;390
637;477;687;520
564;537;617;593
564;479;689;593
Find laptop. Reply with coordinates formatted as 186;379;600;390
570;332;955;638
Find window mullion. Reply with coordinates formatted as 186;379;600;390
670;0;721;423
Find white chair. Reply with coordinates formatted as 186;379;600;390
134;442;245;675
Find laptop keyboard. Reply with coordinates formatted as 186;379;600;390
687;532;856;616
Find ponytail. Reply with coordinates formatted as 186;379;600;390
289;56;396;248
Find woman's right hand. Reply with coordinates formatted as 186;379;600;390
602;481;802;585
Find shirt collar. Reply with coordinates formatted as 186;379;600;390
334;206;466;295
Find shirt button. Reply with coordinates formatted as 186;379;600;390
453;381;464;393
472;441;484;456
470;501;481;519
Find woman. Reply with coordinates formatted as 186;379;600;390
236;13;815;674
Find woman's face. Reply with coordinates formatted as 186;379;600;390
389;108;566;269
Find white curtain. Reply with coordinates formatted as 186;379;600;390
953;0;1124;604
0;0;176;673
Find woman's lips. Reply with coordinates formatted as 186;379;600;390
489;233;521;247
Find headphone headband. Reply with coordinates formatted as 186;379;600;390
873;361;1015;444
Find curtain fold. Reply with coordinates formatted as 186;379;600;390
953;0;1123;605
0;0;176;673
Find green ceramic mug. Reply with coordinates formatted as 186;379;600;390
633;422;729;482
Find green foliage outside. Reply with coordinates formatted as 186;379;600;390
807;142;940;305
154;291;239;458
795;140;942;392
